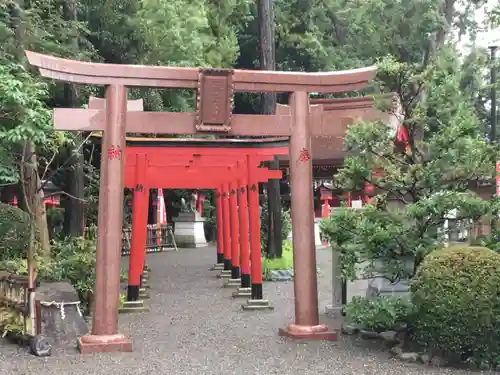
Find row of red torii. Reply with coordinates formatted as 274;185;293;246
123;136;288;305
25;50;377;354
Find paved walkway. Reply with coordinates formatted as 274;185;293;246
0;247;483;374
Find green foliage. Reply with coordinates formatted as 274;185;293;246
0;232;127;313
0;202;32;261
0;306;27;338
324;48;497;281
410;245;500;367
345;296;412;332
262;239;293;279
260;200;291;255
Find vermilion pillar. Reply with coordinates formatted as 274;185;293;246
247;156;263;300
222;183;232;270
279;91;335;340
229;182;240;280
215;188;224;265
127;153;149;301
80;85;132;352
238;170;251;288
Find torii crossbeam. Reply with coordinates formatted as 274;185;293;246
26;50;376;353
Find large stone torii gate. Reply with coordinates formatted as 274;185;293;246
25;50;376;353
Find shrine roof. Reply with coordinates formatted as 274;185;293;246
279;94;402;164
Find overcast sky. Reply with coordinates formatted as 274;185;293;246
459;0;499;50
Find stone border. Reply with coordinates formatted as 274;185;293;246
342;323;448;367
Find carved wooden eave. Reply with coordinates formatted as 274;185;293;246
25;51;376;93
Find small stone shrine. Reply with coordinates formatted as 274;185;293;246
172;196;208;248
36;281;89;349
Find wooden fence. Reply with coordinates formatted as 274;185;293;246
0;271;41;339
121;224;177;255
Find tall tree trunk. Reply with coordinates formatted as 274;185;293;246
62;0;85;237
11;0;50;254
21;142;51;253
258;0;282;258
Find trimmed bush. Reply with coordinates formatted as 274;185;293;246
345;296;412;332
410;245;500;367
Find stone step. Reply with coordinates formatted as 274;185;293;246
242;299;274;311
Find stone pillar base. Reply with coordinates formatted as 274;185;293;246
78;334;132;354
172;212;208;248
119;300;149;314
232;287;251;298
210;263;224;271
278;324;337;341
217;270;232;279
241;299;274;311
141;277;150;289
139;287;149;299
223;278;241;288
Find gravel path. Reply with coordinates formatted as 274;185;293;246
0;246;489;375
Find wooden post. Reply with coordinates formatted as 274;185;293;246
229;182;241;281
79;85;133;352
127;153;148;302
279;91;335;340
242;155;274;309
222;183;232;270
238;164;251;289
215;188;224;265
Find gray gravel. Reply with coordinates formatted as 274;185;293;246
0;246;488;374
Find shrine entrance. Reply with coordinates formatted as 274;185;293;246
26;50;376;353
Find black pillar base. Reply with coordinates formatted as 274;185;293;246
223;258;231;271
217;253;224;264
127;285;140;301
241;273;251;288
231;266;240;280
251;283;263;300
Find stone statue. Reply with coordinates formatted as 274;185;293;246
190;191;198;212
180;197;190;213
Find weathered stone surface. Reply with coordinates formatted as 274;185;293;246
36;281;88;348
419;354;430;364
366;277;410;298
390;344;404;356
341;322;361;335
379;330;398;344
360;330;380;339
267;269;294;281
398;352;419;362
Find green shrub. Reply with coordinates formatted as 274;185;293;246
345;296;412;332
0;202;32;261
410;245;500;367
262;240;293;279
0;232;128;315
260;201;292;254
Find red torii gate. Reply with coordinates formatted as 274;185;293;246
26;50;376;353
122;142;286;305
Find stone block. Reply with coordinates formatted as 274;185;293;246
119;300;149;314
232;287;251;298
223;278;241;288
241;299;274;311
36;282;89;349
172;212;208;248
